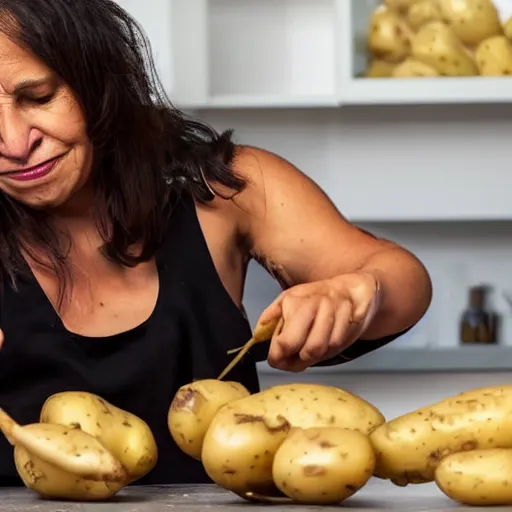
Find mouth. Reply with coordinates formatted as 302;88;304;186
1;154;66;182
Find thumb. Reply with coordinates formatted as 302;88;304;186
258;292;285;325
0;329;4;350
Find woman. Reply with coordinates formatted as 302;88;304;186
0;0;431;486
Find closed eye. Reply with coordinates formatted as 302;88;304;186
19;93;55;106
28;94;55;105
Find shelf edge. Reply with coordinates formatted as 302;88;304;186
256;346;512;375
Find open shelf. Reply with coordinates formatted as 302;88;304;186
124;0;512;109
171;0;340;109
338;0;512;105
257;346;512;374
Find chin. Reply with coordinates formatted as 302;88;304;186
10;188;74;211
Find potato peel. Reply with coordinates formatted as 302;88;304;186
218;317;283;380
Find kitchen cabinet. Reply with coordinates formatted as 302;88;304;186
114;1;512;221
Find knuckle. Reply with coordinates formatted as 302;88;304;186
267;355;282;370
302;345;326;361
328;337;344;352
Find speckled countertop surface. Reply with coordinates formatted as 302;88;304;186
0;479;507;512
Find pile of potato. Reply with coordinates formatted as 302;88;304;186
0;392;158;501
365;0;512;78
169;380;512;507
168;380;385;505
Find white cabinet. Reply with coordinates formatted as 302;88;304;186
174;0;342;108
114;0;174;95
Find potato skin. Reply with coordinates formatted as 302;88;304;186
168;380;250;461
201;383;384;496
272;427;375;505
14;445;123;501
406;0;441;32
437;0;502;48
41;391;157;482
232;383;385;435
435;449;512;506
505;17;512;41
365;60;398;77
367;6;412;63
385;0;419;13
369;385;512;486
475;36;512;76
411;22;478;76
392;58;439;77
202;411;291;497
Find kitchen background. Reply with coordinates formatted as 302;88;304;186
118;0;512;420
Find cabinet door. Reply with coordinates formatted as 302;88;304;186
114;0;174;96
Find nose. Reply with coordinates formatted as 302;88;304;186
0;106;41;164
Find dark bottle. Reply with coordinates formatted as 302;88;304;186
460;286;498;344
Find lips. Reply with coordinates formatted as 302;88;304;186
1;155;63;182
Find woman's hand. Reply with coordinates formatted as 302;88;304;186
258;271;382;372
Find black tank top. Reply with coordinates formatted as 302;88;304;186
0;191;262;486
0;191;405;486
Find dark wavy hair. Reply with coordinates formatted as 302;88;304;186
0;0;245;306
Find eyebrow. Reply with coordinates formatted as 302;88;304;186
13;77;53;94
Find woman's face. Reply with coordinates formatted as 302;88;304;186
0;32;93;210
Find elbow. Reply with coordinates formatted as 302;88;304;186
363;248;433;340
407;256;433;326
394;251;433;330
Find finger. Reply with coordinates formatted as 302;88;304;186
317;301;358;362
360;290;380;334
298;296;335;365
0;329;3;350
273;356;310;373
268;297;316;365
350;273;379;324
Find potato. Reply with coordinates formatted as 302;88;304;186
0;394;159;502
406;0;441;31
168;379;250;460
411;21;478;76
14;445;123;501
365;60;398;77
505;17;512;41
435;449;512;506
272;427;375;505
369;385;512;486
40;391;158;483
367;6;412;63
0;406;128;500
437;0;502;47
385;0;420;13
392;58;439;76
200;383;384;496
10;422;126;482
475;36;512;76
202;410;291;497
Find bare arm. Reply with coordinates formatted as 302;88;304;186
231;146;432;341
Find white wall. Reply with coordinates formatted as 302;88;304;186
197;104;512;420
